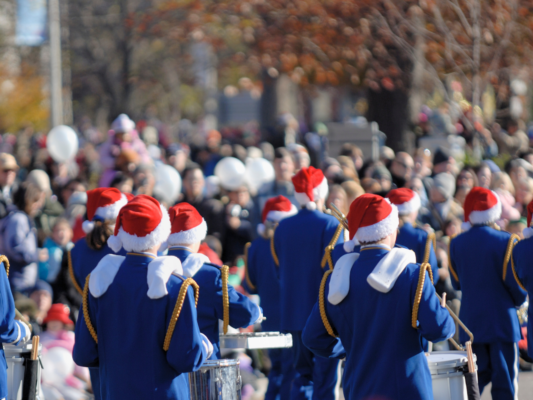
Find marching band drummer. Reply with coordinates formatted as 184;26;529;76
449;187;526;399
511;199;533;358
68;188;129;400
166;202;262;359
73;195;213;399
272;166;343;400
387;188;439;281
243;195;298;399
1;258;31;400
302;194;455;400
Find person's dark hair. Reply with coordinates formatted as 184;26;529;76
110;172;132;189
274;147;291;160
86;220;114;251
13;182;43;215
339;143;363;158
182;163;202;180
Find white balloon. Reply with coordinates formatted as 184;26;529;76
215;157;246;191
245;158;275;191
153;164;182;205
41;347;75;384
47;125;79;163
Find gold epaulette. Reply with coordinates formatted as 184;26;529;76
68;250;83;295
83;275;98;343
270;229;279;267
163;277;199;351
321;223;344;270
503;234;520;281
423;232;437;264
0;255;10;277
411;263;434;329
447;234;459;282
243;242;256;291
319;269;337;337
221;265;230;334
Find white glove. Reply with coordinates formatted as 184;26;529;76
200;333;213;359
15;321;31;347
254;304;264;324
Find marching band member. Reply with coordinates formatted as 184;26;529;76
449;187;526;399
243;195;298;399
387;188;439;281
511;199;533;358
303;194;455;400
272;166;343;400
73;195;212;399
166;202;261;359
1;257;31;400
69;187;128;400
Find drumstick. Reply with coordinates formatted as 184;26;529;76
31;336;39;360
441;292;447;308
466;341;475;373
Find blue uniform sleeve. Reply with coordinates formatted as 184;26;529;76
505;252;527;307
0;264;24;345
214;271;261;328
166;286;208;373
449;239;461;290
302;301;346;360
412;268;455;343
73;291;99;368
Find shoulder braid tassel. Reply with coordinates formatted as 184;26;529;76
270;230;279;267
321;223;344;270
422;232;436;264
243;243;255;290
0;255;10;277
319;269;337;337
503;234;520;281
83;275;98;343
163;277;199;351
68;250;83;295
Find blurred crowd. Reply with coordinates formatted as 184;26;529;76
1;111;532;398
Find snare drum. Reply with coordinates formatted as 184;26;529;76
189;359;241;400
3;343;43;400
219;332;293;350
427;351;476;400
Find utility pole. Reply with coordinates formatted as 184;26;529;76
49;0;63;127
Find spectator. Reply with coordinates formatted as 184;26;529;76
507;159;529;189
29;280;54;325
506;218;527;239
110;172;134;194
1;182;47;293
178;164;225;238
59;179;86;208
337;156;359;183
326;184;349;215
223;184;254;265
360;177;382;194
413;148;432;178
341;181;365;205
491;172;521;223
432;147;455;175
454;167;478;207
476;162;492;189
167;143;190;175
407;177;429;209
493;120;529;156
370;164;392;194
514;177;533;217
38;218;74;284
322;157;344;184
389;152;414;188
288;144;311;171
0;153;19;205
420;173;463;232
63;191;87;243
339;143;364;171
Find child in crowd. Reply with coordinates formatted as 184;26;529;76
39;218;74;283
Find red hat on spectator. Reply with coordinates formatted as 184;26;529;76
258;195;298;235
83;188;128;233
523;200;533;238
107;195;170;252
292;167;328;210
462;187;501;231
344;194;399;252
167;203;207;246
43;304;74;325
387;188;421;216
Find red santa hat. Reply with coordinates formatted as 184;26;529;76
462;187;501;231
107;195;170;253
343;194;399;252
258;195;298;235
523;200;533;238
82;188;128;233
386;188;421;216
167;203;207;246
292;166;328;210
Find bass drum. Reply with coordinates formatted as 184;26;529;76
3;343;43;400
189;359;241;400
427;351;476;400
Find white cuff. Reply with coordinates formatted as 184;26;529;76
15;321;30;347
254;304;264;324
201;333;213;358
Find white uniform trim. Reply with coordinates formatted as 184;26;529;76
513;343;519;400
146;256;184;299
328;253;360;305
179;252;210;278
366;248;416;293
8;322;21;344
89;255;126;297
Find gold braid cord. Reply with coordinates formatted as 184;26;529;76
68;251;83;295
423;232;436;264
163;277;199;351
83;275;98;344
319;269;337;337
502;234;520;281
221;265;230;334
243;242;256;291
321;223;344;270
511;253;527;291
270;230;279;267
0;255;10;277
411;263;434;329
447;234;459;282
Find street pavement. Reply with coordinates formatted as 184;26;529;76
480;372;533;400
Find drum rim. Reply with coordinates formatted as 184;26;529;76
200;359;240;367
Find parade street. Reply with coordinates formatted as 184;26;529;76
481;372;533;399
